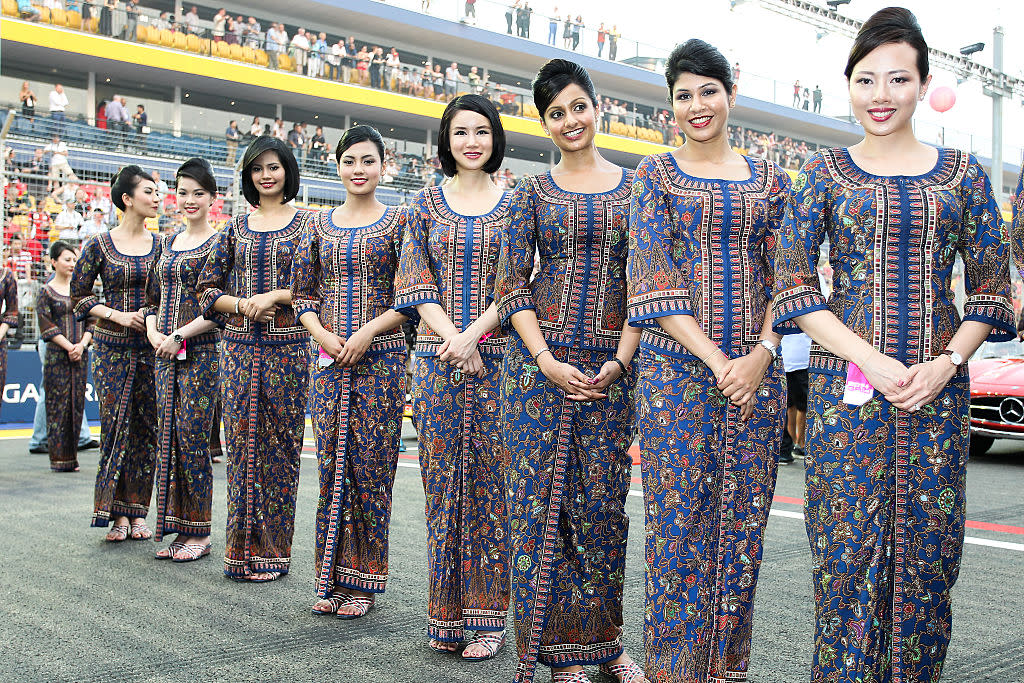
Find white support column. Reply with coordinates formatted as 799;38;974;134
172;86;182;136
86;72;96;126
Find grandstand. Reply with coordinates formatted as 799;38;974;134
2;0;1021;345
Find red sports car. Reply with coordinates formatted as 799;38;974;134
969;340;1024;456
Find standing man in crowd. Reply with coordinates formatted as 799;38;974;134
48;83;68;136
225;120;241;166
812;85;822;114
123;0;140;40
607;25;619;61
132;103;148;152
444;62;462;99
265;23;282;69
288;122;307;167
44;134;73;192
105;96;130;149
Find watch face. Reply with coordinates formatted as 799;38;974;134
950;351;963;366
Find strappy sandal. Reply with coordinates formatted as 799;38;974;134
462;630;505;661
246;571;280;582
336;595;374;620
105;524;129;542
599;660;646;682
155;541;185;559
552;670;590;682
172;542;211;563
129;520;152;540
311;595;348;616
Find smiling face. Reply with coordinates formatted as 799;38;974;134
338;139;382;196
848;41;930;137
249;149;286;201
541;83;598;153
449;109;494;174
176;175;214;222
671;72;735;144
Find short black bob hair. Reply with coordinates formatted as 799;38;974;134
176;157;218;196
437;94;505;177
110;164;155;211
336;124;385;164
844;7;929;81
49;239;75;261
665;39;734;98
240;135;300;207
532;59;598;120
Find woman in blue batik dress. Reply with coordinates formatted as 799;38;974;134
0;264;17;421
1013;166;1024;337
145;158;221;563
293;126;409;619
37;241;92;473
72;165;160;542
771;9;1015;683
495;59;643;683
395;94;513;662
197;136;314;582
627;40;789;683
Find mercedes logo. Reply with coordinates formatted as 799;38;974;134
999;397;1024;424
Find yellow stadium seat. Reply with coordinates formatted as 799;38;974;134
146;25;159;43
186;33;200;52
135;23;147;41
173;31;187;50
159;28;173;46
228;43;243;61
66;8;81;27
255;49;268;66
214;40;229;58
50;6;65;24
35;5;50;22
242;46;255;63
2;0;17;17
89;15;98;30
278;54;293;71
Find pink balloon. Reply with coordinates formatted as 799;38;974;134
929;87;956;113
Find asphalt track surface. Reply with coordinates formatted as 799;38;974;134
2;424;1023;683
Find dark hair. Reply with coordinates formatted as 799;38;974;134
176;157;218;195
335;124;385;163
49;240;75;261
665;39;734;97
844;7;929;80
110;164;155;211
239;135;300;206
437;94;505;177
532;59;598;120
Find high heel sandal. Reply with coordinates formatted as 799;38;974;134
461;630;504;661
336;595;374;620
311;595;348;616
155;541;185;559
129;520;152;540
599;660;646;682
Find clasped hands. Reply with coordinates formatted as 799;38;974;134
535;351;624;402
857;351;956;413
707;347;773;422
317;326;375;367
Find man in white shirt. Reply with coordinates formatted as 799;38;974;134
444;62;462;99
78;208;107;239
90;194;115;226
326;39;344;81
182;6;200;34
55;201;84;240
290;28;310;74
385;48;401;91
48;83;69;136
44;134;73;191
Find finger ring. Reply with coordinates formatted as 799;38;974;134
913;402;920;411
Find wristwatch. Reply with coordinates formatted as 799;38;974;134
758;339;778;359
172;333;184;344
940;349;964;367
